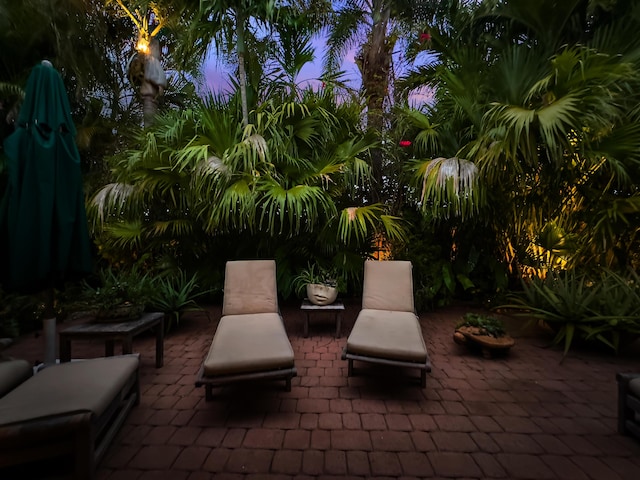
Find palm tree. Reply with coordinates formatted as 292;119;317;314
87;90;406;288
325;0;434;202
402;0;640;276
181;1;329;127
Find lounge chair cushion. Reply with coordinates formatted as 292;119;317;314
0;359;32;398
222;260;279;316
346;309;428;363
362;260;414;312
203;313;295;376
0;356;139;426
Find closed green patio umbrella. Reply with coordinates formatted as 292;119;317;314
0;60;93;362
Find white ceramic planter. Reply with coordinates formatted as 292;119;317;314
306;284;338;305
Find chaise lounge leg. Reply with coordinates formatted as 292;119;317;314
618;375;628;434
347;359;353;377
285;376;292;392
420;370;426;389
205;384;214;402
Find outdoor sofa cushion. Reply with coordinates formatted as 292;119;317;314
0;359;32;398
361;260;415;312
222;260;279;316
0;355;139;480
0;355;138;426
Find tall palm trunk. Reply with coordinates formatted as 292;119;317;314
235;8;249;128
139;38;166;128
359;4;392;203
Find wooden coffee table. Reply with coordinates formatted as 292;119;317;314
300;300;345;338
59;312;165;367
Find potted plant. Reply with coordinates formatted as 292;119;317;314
147;271;213;332
453;312;515;358
293;263;339;306
76;267;151;322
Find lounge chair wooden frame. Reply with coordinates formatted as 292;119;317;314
343;352;431;388
196;364;297;401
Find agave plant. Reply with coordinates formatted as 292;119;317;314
502;268;640;358
148;271;212;332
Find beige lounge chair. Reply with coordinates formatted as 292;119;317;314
342;260;431;387
195;260;297;400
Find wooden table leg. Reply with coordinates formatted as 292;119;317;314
335;312;342;338
304;313;310;338
155;317;164;367
122;336;133;355
59;335;71;362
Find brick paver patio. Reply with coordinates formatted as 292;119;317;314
3;301;640;479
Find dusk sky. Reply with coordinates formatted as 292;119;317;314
201;33;433;108
201;33;360;93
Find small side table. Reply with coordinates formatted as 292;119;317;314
59;312;165;367
300;300;344;338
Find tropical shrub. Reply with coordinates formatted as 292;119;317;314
147;271;212;333
400;0;640;284
72;266;154;313
0;287;43;337
394;208;508;310
87;90;407;297
502;268;640;358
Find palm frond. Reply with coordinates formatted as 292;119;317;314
150;219;195;238
336;203;406;245
258;181;336;235
200;179;256;233
103;220;144;249
89;182;136;227
413;156;481;220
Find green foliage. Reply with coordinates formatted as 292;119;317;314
87;91;406;297
147;271;212;333
75;266;153;312
502;268;640;358
394;208;508;310
399;0;640;282
457;313;507;338
292;263;340;297
0;287;43;338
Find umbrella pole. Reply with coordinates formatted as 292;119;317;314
43;286;57;365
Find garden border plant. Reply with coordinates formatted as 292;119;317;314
501;268;640;359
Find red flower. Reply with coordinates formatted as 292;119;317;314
419;32;431;43
399;140;412;147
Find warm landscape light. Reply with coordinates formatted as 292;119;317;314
136;34;150;54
